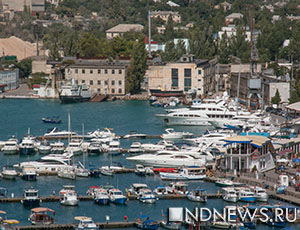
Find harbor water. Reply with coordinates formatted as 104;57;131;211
0;99;298;229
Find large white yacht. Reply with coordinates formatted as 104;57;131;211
1;137;19;155
14;153;74;173
19;136;36;155
66;139;83;156
126;152;206;167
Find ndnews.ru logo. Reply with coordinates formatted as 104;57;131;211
168;207;297;223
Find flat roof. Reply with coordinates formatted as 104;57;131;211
106;24;144;33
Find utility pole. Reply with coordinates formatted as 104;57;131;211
216;63;219;97
148;10;152;58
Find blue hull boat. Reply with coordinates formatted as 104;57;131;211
94;198;110;205
111;198;127;204
42;117;62;124
23;199;40;207
240;197;256;203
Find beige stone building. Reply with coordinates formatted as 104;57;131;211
1;0;45;15
65;58;129;95
150;11;181;23
106;24;144;39
145;55;216;96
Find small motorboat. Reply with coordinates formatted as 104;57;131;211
136;215;159;230
21;188;41;207
161;128;184;140
42;116;62;124
161;221;181;230
135;164;146;176
1;165;18;180
108;189;127;204
123;131;147;139
74;216;98;230
1;219;20;230
58;168;76;180
160;168;206;180
87;142;103;155
75;167;89;178
38;141;51;155
236;187;256;203
1;137;19;155
187;189;207;202
222;187;238;203
59;185;75;196
89;168;100;177
100;168;114;176
128;142;145;154
138;189;157;204
94;188;110;205
28;207;55;225
128;183;149;195
250;186;269;202
50;141;65;154
166;182;188;195
60;190;78;206
86;186;101;196
215;179;234;187
153;185;168;195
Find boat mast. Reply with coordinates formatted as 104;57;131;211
82;123;85;167
68;112;71;144
236;63;241;115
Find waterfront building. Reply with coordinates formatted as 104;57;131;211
272;138;300;159
145;55;216;96
106;24;144;39
222;135;275;173
0;69;19;92
65;58;129;95
32;84;56;98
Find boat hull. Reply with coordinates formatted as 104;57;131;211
2;173;17;180
110;197;127;204
59;95;91;103
223;197;238;203
22;174;37;181
2;149;18;155
60;200;78;206
94;198;110;205
239;197;256;203
22;199;40;207
20;147;35;155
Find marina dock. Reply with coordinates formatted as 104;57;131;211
15;221;137;230
0;193;222;203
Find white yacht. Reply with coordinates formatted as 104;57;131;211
126;152;206;167
44;127;77;138
14;153;74;173
1;137;18;155
59;81;92;103
250;186;269;202
86;128;116;139
38;141;51;155
87;142;103;155
66;139;83;156
21;166;37;181
138;189;157;204
2;165;18;180
159;167;206;180
102;139;121;155
166;182;188;195
128;142;144;154
19;136;36;155
140;140;177;152
161;128;193;140
60;190;78;206
222;187;238;203
128;183;149;195
50;141;65;154
74;216;98;230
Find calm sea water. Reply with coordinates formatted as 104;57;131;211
0;99;297;229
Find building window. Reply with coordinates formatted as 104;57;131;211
97;80;101;85
97;88;101;93
118;89;122;94
171;68;178;87
112;88;115;93
90;80;93;85
119;80;122;85
75;80;78;84
119;69;122;74
98;69;101;74
82;69;85;74
184;68;191;91
198;79;201;81
111;80;115;85
112;69;115;74
82;80;85;84
105;69;108;74
90;69;93;74
105;80;108;85
75;69;78;74
198;69;202;75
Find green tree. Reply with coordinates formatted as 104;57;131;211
271;89;281;105
79;33;101;57
126;37;147;94
16;59;32;78
230;25;250;63
218;33;231;64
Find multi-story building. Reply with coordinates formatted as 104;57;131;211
0;69;19;92
150;11;181;23
65;58;129;95
145;55;216;96
1;0;45;16
106;24;144;39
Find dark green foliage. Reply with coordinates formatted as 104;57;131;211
16;59;32;78
126;36;147;94
271;89;281;105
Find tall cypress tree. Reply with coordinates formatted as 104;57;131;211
126;37;147;94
